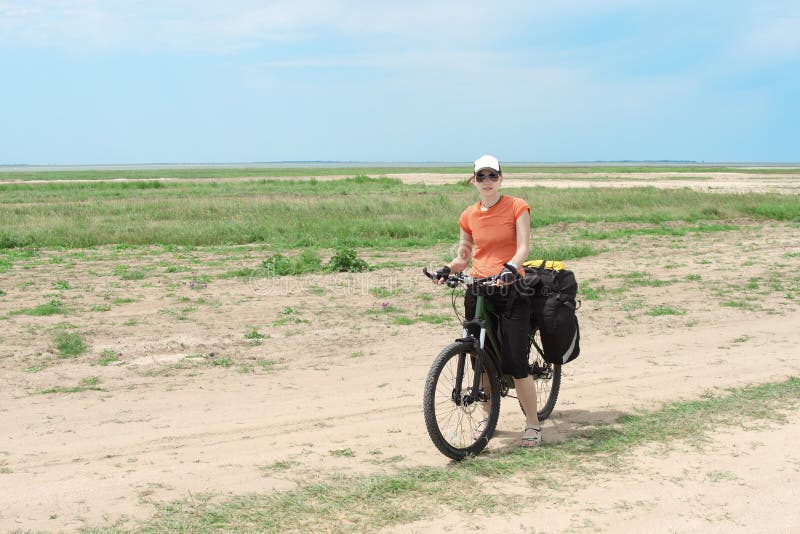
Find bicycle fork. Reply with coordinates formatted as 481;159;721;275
451;348;487;408
453;326;488;408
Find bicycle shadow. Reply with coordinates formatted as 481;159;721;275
490;409;627;450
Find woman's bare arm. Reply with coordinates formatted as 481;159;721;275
508;211;531;269
448;229;473;273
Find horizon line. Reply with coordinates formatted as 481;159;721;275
3;160;800;170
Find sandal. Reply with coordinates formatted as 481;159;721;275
473;418;489;440
521;425;542;447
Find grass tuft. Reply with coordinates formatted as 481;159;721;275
16;299;65;316
40;376;103;394
54;331;88;357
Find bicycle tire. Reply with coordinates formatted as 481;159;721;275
423;341;501;460
520;330;562;421
533;357;561;421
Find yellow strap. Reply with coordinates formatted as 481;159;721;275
523;260;566;271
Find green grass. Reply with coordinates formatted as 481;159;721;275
528;243;598;261
259;460;299;472
40;376;102;394
226;248;369;278
610;272;674;287
54;331;88;357
721;300;759;311
645;305;685;316
260;250;322;275
329;448;356;458
15;299;65;316
244;327;269;345
121;377;800;533
414;313;451;325
113;265;147;280
369;287;401;298
111;297;138;304
577;223;740;240
272;307;309;326
2;177;799;250
96;349;120;366
579;285;608;300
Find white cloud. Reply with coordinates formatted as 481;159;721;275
737;16;800;64
0;1;563;51
0;0;343;50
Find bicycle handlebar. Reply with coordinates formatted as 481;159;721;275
422;267;508;288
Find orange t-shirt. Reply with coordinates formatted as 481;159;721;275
458;195;530;277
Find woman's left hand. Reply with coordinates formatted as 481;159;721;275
497;264;518;285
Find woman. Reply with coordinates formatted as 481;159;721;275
434;154;541;447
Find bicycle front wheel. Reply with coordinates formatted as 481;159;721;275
423;342;501;460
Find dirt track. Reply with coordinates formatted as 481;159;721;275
1;178;799;531
3;171;800;194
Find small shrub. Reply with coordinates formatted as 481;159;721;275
53;280;71;290
325;248;369;272
261;253;294;275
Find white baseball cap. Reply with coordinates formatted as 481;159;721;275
473;154;501;173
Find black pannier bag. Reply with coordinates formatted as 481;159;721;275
521;260;581;365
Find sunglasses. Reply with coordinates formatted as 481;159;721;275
475;172;499;183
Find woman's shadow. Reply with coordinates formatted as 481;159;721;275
490;409;626;451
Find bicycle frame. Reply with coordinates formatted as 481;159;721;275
459;290;550;399
453;291;509;406
421;267;548;404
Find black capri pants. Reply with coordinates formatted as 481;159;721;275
464;285;532;379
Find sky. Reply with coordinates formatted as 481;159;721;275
1;1;799;165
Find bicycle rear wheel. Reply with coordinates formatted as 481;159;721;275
423;341;501;460
532;357;561;421
526;330;561;421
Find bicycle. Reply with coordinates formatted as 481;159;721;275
422;267;562;460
